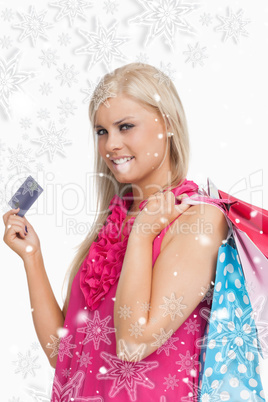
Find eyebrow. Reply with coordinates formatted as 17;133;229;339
94;115;135;129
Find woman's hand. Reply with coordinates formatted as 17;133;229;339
3;207;41;261
131;191;192;241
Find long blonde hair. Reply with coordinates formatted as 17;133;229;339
61;62;190;316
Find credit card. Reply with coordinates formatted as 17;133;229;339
7;175;43;217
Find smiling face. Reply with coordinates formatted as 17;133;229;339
94;94;172;196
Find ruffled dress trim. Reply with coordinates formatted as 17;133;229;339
80;178;200;310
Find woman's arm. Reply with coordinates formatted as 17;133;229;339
113;203;229;361
23;251;65;369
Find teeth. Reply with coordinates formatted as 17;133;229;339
113;157;133;164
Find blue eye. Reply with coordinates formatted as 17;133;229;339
95;124;134;136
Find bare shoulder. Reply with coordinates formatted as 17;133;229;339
170;202;229;246
151;203;229;319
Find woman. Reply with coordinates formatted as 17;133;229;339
3;62;229;401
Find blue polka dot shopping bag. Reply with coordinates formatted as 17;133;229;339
180;178;268;401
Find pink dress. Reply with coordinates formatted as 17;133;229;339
50;178;212;401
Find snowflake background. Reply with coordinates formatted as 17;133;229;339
0;0;268;400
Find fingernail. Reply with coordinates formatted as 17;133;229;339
25;225;28;233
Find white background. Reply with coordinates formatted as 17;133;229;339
0;0;268;400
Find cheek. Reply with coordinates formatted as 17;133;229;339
98;140;106;157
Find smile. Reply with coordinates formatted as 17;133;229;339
112;157;135;171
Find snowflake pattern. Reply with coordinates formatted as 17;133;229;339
51;370;103;401
176;350;199;375
184;318;200;335
37;108;50;120
97;339;159;401
30;341;40;351
56;63;79;87
35;161;45;171
118;304;133;320
154;332;180;356
0;35;13;49
19;117;32;130
215;7;251;44
238;279;257;297
12;5;53;47
58;32;71;46
74;17;129;71
151;327;173;349
77;310;116;350
153;61;176;87
159;292;187;321
46;334;77;362
249;295;268;359
12;349;41;379
128;321;145;338
135;52;150;65
163;373;179;390
24;370;55;401
199;12;213;26
82;77;117;111
7;143;35;173
31;120;72;162
128;0;200;51
9;177;41;204
0;51;34;118
196;295;263;378
1;8;15;22
103;0;119;15
76;350;93;368
57;97;77;118
39;48;60;68
183;42;208;68
62;367;72;378
199;283;214;305
140;302;151;312
49;0;93;27
39;82;53;96
181;374;225;402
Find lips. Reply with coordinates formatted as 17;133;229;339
112;156;135;164
112;156;135;171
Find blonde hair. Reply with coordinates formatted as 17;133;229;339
61;62;190;316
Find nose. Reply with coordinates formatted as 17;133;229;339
105;129;123;152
